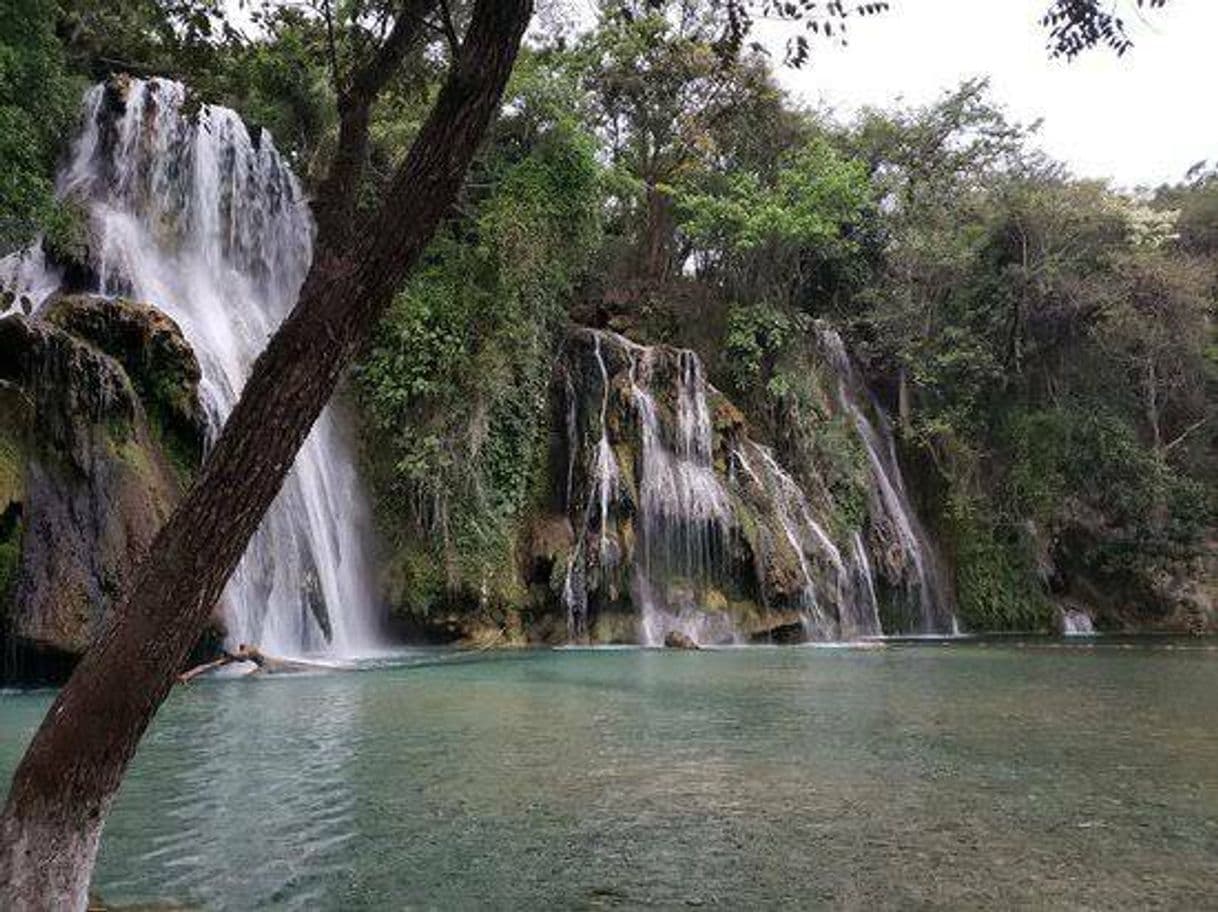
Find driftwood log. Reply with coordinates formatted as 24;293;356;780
177;644;321;683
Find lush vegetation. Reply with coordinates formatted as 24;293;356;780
3;0;1211;633
354;53;603;617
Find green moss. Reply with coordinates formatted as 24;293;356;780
145;410;200;486
110;433;153;478
0;428;24;508
548;543;573;596
590;611;637;644
104;412;135;445
0;523;20;611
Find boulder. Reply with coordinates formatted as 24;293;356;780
748;621;808;645
0;299;207;680
663;630;700;650
45;294;206;471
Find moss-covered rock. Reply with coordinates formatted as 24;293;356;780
45;294;205;475
0;301;207;680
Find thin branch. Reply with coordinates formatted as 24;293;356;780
436;0;462;59
1164;417;1208;455
313;0;438;250
321;0;341;96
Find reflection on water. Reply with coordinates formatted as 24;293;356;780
2;641;1217;908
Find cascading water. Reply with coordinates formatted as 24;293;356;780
732;441;876;640
1061;609;1096;636
817;326;955;634
561;329;898;644
1;78;380;656
630;345;734;644
560;326;954;645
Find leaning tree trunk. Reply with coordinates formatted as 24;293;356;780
0;1;531;907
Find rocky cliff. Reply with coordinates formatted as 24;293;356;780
0;294;206;680
382;324;957;646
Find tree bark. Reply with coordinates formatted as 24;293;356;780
641;179;674;281
0;1;532;907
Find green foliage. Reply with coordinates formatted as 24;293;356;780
723;302;809;395
356;62;603;613
677;139;869;253
720;302;870;535
0;0;82;254
1002;408;1161;527
211;8;334;168
946;490;1050;631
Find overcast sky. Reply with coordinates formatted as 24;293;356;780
756;0;1212;188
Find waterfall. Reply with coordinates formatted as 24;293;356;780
1061;609;1096;636
559;326;954;645
561;330;739;644
0;246;59;311
3;79;380;657
735;442;877;640
630;345;735;645
817;326;955;634
850;532;883;636
561;329;896;644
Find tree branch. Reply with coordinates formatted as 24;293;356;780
1164;416;1207;455
313;0;439;252
436;0;462;59
321;0;341;97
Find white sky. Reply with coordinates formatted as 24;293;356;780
758;0;1214;188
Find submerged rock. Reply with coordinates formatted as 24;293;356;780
0;298;206;680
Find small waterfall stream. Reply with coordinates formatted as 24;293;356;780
2;79;380;657
630;344;734;644
818;326;955;633
1061;609;1096;636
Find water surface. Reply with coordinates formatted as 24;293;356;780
2;642;1216;908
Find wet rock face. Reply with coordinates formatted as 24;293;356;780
550;327;935;645
45;294;206;469
0;296;205;680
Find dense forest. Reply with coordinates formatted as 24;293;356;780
2;0;1216;655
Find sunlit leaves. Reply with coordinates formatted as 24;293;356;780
677;138;869;251
711;0;890;66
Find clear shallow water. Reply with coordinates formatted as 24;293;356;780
2;642;1217;909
